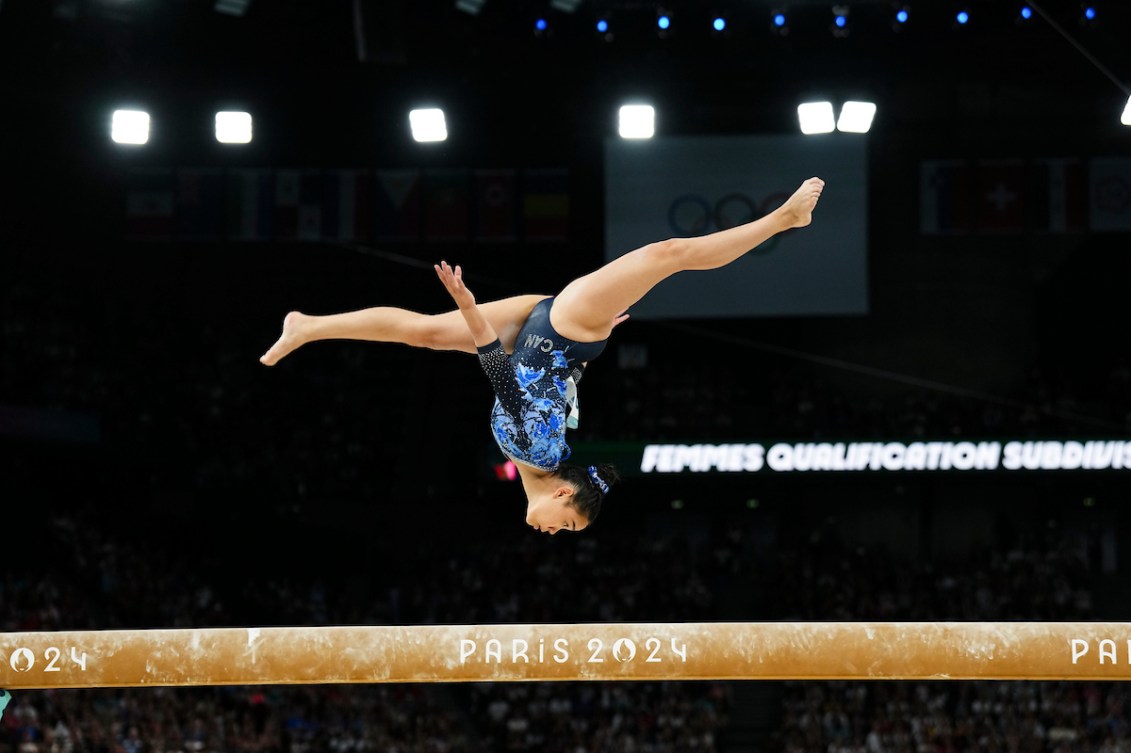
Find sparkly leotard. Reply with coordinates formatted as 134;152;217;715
477;297;607;471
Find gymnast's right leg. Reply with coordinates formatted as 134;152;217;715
260;294;548;365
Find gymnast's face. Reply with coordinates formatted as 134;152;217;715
525;488;588;535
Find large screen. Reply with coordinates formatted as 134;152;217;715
604;135;869;319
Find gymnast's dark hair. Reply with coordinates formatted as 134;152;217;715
556;462;621;524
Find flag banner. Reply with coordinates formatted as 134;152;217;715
175;169;225;240
974;160;1026;234
920;160;973;235
275;169;301;241
1028;158;1086;233
374;169;422;242
522;169;570;242
225;169;274;241
473;169;518;242
606;135;868;319
322;170;370;242
298;171;323;241
124;168;175;241
1089;157;1131;232
423;169;470;242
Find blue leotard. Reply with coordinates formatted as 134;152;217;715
476;297;607;471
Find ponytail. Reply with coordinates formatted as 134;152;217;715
555;462;621;524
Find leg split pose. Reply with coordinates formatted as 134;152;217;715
262;177;825;534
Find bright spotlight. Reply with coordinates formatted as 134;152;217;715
535;17;548;32
797;102;835;135
773;11;786;27
1083;6;1096;21
618;104;655;140
1019;6;1032;19
836;101;877;133
657;14;670;29
215;111;252;144
1122;96;1131;126
956;10;969;24
713;17;726;31
409;108;447;143
596;19;608;32
896;8;909;23
831;4;849;34
111;109;150;145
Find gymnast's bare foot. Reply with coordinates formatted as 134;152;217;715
780;177;825;229
260;311;309;366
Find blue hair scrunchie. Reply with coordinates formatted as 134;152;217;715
587;466;609;495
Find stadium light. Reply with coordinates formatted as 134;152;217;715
771;9;788;34
214;0;251;17
409;108;447;143
215;111;252;144
836;101;877;133
797;102;835;135
1121;96;1131;126
111;109;150;145
618;104;655;139
831;5;849;36
454;0;486;14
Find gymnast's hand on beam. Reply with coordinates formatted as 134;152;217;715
434;261;476;310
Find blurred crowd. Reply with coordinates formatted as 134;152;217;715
3;255;1130;753
0;506;1115;753
586;347;1131;443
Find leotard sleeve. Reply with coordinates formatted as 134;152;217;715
477;339;527;418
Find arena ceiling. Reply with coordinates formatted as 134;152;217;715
1;0;1128;160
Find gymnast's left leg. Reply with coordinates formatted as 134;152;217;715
550;177;824;342
260;294;548;365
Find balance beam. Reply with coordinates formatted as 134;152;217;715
3;622;1131;689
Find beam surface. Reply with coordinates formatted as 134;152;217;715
3;622;1131;689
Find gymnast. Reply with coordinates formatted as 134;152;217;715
261;177;824;534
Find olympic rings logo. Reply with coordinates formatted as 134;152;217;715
667;191;791;255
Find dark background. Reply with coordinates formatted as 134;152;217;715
2;1;1131;751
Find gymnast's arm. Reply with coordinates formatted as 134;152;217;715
434;261;526;417
434;260;498;348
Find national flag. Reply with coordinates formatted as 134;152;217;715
275;169;301;240
124;168;175;241
1027;158;1086;234
321;169;371;242
522;169;570;242
919;160;972;235
175;169;226;240
225;169;274;241
1089;157;1131;232
974;160;1026;234
423;169;470;242
373;169;422;242
298;171;323;241
473;169;518;242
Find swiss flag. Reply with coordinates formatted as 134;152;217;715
975;161;1026;234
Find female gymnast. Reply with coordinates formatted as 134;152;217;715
261;177;824;535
